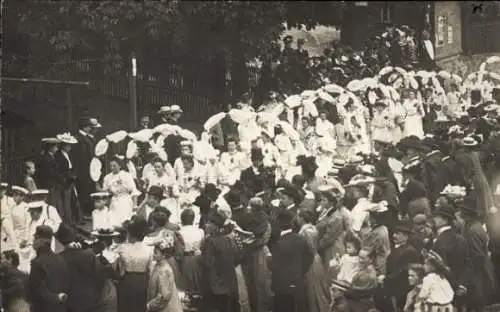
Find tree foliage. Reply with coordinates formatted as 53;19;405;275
3;1;344;77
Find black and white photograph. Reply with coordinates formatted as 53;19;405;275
2;1;500;312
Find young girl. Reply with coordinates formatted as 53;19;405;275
102;155;138;226
91;192;114;230
417;250;454;311
23;161;37;193
333;233;361;284
404;263;425;312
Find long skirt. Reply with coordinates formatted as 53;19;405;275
305;253;331;312
235;265;251;312
167;256;182;288
117;272;147;312
48;186;64;218
181;254;204;294
241;247;272;312
101;279;117;312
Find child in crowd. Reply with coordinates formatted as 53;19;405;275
331;233;361;284
404;263;425;312
417;250;454;311
91;192;113;230
23;161;37;192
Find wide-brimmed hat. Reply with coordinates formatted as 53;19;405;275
425;249;450;274
462;136;480;148
0;182;8;189
394;220;414;234
90;192;112;200
147;186;166;199
203;183;221;201
332;158;347;170
31;189;49;197
344;174;376;188
433;203;456;221
170;105;183;114
27;201;45;211
397;136;425;151
11;186;29;195
56;132;78;144
91;228;120;237
41;137;61;144
158;106;171;114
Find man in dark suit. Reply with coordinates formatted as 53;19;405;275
459;198;498;311
400;160;430;219
432;204;469;309
55;224;102;312
72;118;101;219
419;30;437;71
240;148;275;198
201;211;238;312
383;221;421;312
269;209;313;312
28;226;70;312
420;136;444;205
268;183;302;248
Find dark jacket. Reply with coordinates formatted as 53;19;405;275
59;247;102;312
55;150;77;188
36;152;63;190
433;227;469;290
399;178;427;217
71;131;95;182
28;250;70;312
202;233;237;296
384;243;421;309
421;150;444;203
240;166;275;198
269;232;313;294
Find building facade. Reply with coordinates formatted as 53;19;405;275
341;1;500;60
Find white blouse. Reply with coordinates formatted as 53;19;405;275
418;273;454;304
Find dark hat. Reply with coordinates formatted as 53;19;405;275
147;186;165;199
208;211;227;228
224;191;244;210
34;225;53;240
78;117;102;129
203;183;221;201
394;220;413;234
433;203;456;221
397;136;425;152
250;148;264;161
283;35;293;43
422;135;439;150
277;184;302;203
55;224;77;245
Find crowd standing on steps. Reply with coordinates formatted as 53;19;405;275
2;26;500;312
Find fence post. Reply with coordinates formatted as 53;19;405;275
129;53;138;131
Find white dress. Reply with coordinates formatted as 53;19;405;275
219;151;247;186
403;99;424;139
103;170;137;227
10;202;29;244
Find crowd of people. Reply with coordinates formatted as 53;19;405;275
2;24;500;312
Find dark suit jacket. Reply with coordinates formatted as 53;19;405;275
36;152;63;190
59;248;102;312
384;243;421;308
419;41;436;71
268;205;299;249
202;233;237;296
399;178;427;216
422;150;444;203
55;151;77;188
28;251;70;312
433;228;469;290
239;166;275;198
71;132;95;180
269;232;313;294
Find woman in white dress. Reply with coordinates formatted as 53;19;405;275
9;186;30;246
177;155;205;223
145;157;181;224
103;155;138;226
402;89;425;139
219;138;247;187
370;101;395;147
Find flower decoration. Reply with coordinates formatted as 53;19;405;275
440;184;467;198
152;233;175;251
